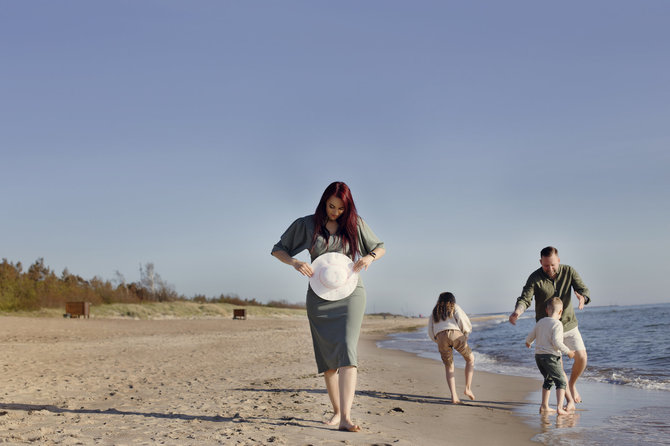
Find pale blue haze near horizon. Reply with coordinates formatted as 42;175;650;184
2;1;668;315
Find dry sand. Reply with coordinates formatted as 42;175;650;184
0;315;540;445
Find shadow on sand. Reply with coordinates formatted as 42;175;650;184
234;387;536;412
0;401;326;430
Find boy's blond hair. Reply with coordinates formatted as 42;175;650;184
547;297;563;313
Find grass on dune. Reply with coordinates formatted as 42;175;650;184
1;301;307;320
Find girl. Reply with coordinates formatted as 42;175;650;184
428;292;476;404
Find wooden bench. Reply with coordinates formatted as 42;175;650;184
65;302;90;319
233;309;247;320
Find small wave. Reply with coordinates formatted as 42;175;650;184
641;322;670;329
588;371;670;392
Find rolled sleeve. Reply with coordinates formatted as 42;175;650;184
271;216;313;257
357;217;384;255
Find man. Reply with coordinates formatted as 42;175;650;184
509;246;590;411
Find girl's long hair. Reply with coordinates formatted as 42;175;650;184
312;181;360;259
432;292;456;322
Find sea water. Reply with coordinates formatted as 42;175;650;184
377;303;670;445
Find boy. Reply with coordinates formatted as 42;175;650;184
526;297;575;415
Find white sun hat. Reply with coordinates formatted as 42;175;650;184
309;252;359;301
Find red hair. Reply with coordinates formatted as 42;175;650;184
313;181;360;259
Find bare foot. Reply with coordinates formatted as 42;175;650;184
557;407;570;415
464;389;476;401
324;413;340;426
570;386;582;403
564;401;576;412
338;421;361;432
451;398;462;404
539;406;556;414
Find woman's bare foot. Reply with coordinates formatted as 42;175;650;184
564;401;576;412
338;421;361;432
451;398;462;404
464;389;476;401
539;406;556;414
324;413;340;426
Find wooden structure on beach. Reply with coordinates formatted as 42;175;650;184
65;301;90;318
233;309;247;320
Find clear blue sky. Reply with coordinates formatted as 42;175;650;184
2;1;668;315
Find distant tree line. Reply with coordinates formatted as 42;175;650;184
0;258;178;311
0;258;304;312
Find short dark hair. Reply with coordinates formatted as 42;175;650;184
540;246;558;258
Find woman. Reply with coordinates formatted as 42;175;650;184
271;181;385;432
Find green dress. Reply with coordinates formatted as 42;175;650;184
272;215;385;373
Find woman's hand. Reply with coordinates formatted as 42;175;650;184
272;250;313;277
293;260;314;277
353;255;374;273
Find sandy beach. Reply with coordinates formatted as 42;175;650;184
0;315;541;445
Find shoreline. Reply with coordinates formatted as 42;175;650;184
359;330;541;445
0;315;541;445
385;313;670;446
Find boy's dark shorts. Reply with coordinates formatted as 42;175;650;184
535;354;567;390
